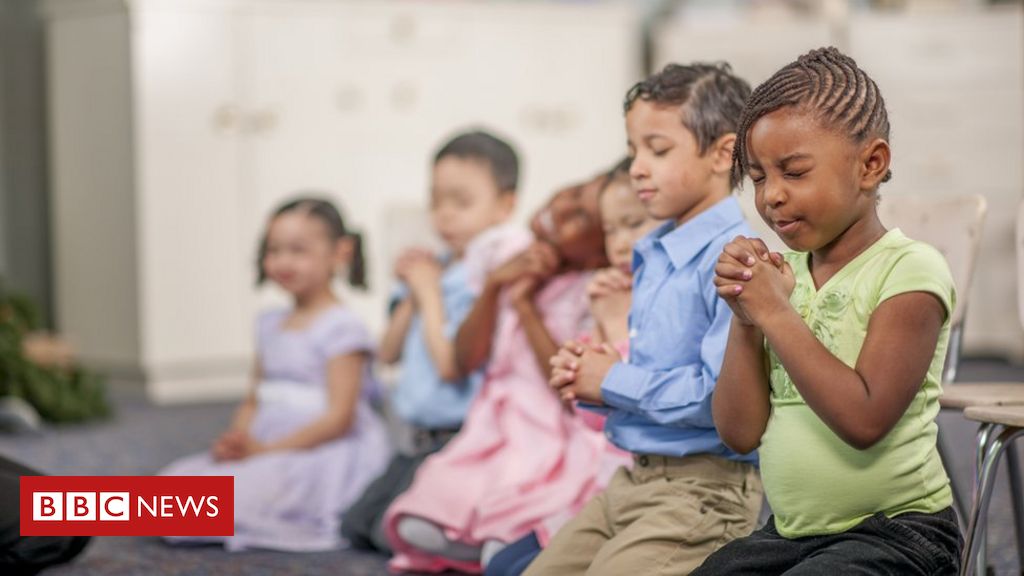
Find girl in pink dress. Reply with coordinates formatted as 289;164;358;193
382;172;614;573
485;158;666;576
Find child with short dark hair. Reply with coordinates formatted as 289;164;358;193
382;172;615;574
694;47;962;575
537;63;762;576
342;129;519;553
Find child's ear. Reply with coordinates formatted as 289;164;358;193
709;133;737;176
496;192;517;221
335;236;355;265
859;138;891;192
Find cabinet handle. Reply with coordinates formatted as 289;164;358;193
246;109;279;135
336;85;362;112
391;14;416;44
521;105;579;134
392;81;417;111
211;104;242;134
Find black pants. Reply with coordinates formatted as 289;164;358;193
341;428;457;554
0;455;91;575
692;508;962;576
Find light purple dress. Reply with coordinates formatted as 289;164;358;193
161;304;392;552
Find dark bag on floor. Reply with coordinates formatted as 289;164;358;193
0;455;91;574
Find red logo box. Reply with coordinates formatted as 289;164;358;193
20;476;233;537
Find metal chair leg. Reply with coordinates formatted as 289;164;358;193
973;423;996;576
962;426;1024;576
1005;445;1024;570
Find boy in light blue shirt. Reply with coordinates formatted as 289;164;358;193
342;130;518;553
386;256;478;431
532;64;762;576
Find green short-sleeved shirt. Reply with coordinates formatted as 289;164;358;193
759;228;956;539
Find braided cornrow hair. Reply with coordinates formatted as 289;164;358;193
732;47;892;188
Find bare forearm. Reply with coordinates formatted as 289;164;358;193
264;411;353;452
455;280;502;376
231;363;261;432
597;318;629;345
760;308;886;449
264;353;362;452
379;298;415;365
229;399;257;432
514;298;559;378
712;318;771;454
417;285;459;382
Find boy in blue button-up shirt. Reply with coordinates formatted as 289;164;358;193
528;64;764;576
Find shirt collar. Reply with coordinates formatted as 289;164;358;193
636;196;746;271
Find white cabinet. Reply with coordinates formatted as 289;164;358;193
133;8;253;376
45;0;639;403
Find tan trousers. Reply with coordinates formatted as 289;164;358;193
524;454;763;576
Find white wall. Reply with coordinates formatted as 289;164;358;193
0;0;53;322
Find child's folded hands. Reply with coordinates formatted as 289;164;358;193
714;236;792;327
549;340;620;405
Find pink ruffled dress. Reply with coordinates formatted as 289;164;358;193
382;227;629;573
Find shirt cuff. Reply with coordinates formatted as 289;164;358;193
601;362;647;413
577;402;611;416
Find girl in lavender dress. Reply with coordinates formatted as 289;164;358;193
161;197;391;552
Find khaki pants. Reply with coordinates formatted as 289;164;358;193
524;454;763;576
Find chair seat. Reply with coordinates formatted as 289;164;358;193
964;405;1024;428
940;382;1024;410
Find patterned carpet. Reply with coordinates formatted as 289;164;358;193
0;358;1021;575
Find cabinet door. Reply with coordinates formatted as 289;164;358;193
457;4;640;218
849;11;1024;195
241;6;464;333
133;6;254;369
240;7;382;328
238;2;641;335
653;18;832;88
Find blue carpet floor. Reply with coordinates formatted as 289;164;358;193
0;388;393;575
0;358;1022;575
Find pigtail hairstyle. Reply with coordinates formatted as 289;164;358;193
256;196;368;290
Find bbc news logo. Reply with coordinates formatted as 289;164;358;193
21;476;233;536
